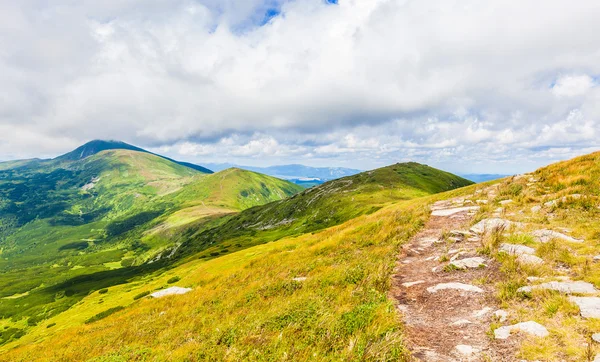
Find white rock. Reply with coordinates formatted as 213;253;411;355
593;333;600;343
455;344;478;356
470;218;516;234
544;200;557;207
531;229;584;243
517;254;544;265
499;200;513;205
476;199;489;204
500;243;535;256
450;319;472;326
432;206;480;217
531;205;542;213
402;280;425;288
595;354;600;362
450;257;487;270
569;297;600;318
494;310;508;322
473;307;492;318
594;255;600;262
518;281;597;295
150;286;192;298
494;321;549;339
427;283;484;293
292;277;307;282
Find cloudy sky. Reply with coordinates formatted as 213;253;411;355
1;0;599;174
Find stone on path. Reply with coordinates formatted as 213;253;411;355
472;307;492;318
450;319;472;326
427;282;484;293
450;257;487;270
569;297;600;318
470;218;517;234
531;229;584;243
494;310;508;322
517;254;544;265
402;280;425;288
455;344;478;356
499;243;536;256
494;321;549;339
431;206;480;217
518;281;598;295
150;286;192;298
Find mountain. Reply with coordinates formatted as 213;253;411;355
0;143;303;343
0;159;475;359
459;173;509;183
55;140;214;174
204;163;362;185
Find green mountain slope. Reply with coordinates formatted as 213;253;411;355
0;162;474;360
176;162;473;258
54;140;214;174
0;145;302;341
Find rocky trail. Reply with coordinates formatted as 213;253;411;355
391;176;600;361
392;194;509;361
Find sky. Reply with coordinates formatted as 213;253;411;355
1;0;600;174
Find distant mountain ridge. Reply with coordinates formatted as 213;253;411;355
56;140;214;174
204;163;362;185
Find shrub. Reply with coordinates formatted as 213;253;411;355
84;306;125;324
133;291;151;300
167;276;180;284
98;288;108;294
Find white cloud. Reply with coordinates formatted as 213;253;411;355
1;0;600;173
552;75;595;97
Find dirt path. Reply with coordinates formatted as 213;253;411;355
391;196;514;361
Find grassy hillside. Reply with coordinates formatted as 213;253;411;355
0;186;437;361
0;147;302;346
176;162;473;259
0;161;473;360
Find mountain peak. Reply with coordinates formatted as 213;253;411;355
55;140;213;174
55;140;145;161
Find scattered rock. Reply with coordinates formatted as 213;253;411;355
476;199;488;204
432;206;480;217
150;286;192;298
472;307;492;318
595;354;600;362
593;333;600;343
531;229;584;243
531;205;542;213
594;255;600;262
499;200;513;205
518;281;598;295
470;218;517;234
494;310;508;322
494;321;549;339
517;254;544;265
500;243;535;256
569;297;600;318
450;257;487;270
292;277;307;282
455;344;478;356
450;319;472;326
527;276;542;282
402;280;425;288
427;283;484;294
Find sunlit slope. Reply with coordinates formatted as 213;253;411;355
170;168;304;210
0;189;436;361
0;150;302;343
177;162;473;258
